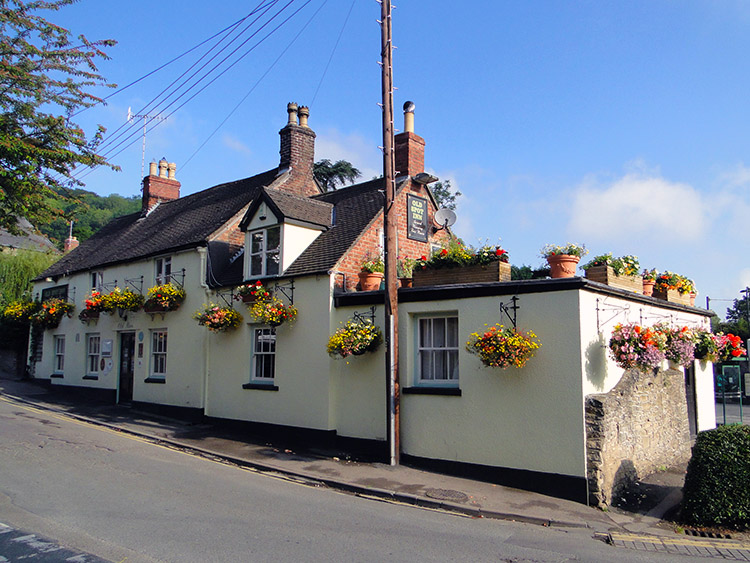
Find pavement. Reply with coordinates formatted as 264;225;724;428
3;370;750;559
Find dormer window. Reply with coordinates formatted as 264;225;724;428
249;226;280;277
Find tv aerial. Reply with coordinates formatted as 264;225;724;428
433;208;457;232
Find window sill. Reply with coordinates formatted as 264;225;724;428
402;386;461;396
242;383;279;391
50;373;63;379
82;374;99;380
144;376;166;384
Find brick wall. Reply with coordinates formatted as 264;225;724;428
279;123;318;197
335;180;447;292
585;367;692;507
142;175;180;211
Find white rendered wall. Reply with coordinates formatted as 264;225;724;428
694;359;717;432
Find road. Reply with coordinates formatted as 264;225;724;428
0;398;719;562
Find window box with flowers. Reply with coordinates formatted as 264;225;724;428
465;323;540;368
412;240;511;287
359;253;384;291
327;319;383;358
652;271;693;306
247;295;297;327
144;283;186;312
193;304;243;332
582;253;642;293
235;280;272;303
540;243;587;279
78;290;104;322
31;298;75;329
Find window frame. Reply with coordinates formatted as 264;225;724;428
150;329;168;379
248;225;281;278
86;334;100;376
90;271;104;293
155;256;172;285
250;327;276;384
415;314;460;387
53;335;65;374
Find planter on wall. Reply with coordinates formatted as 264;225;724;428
358;271;384;291
584;265;643;294
652;288;692;306
642;279;656;297
546;255;580;278
412;261;511;287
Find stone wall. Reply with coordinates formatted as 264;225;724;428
585;366;692;507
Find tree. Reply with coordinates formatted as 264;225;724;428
313;159;361;192
719;293;750;343
430;179;461;210
0;247;57;304
0;0;117;233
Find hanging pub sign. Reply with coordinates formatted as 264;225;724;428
407;194;428;242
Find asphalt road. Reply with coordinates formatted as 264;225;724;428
0;398;718;562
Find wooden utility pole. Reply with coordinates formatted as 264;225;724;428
379;0;399;465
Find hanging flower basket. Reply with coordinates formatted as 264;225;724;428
2;300;38;327
30;298;75;329
193;304;243;332
327;319;383;358
465;324;540;368
235;281;272;303
144;283;186;312
101;287;145;313
248;296;297;326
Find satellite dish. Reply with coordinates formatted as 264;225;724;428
433;208;457;230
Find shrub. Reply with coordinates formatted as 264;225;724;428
682;425;750;529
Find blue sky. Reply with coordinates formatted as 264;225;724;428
54;1;750;316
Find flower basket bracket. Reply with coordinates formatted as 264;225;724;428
498;296;519;329
595;298;630;332
273;279;295;305
352;306;376;325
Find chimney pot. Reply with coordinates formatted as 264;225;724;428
142;157;181;212
287;102;299;125
168;162;177;180
298;106;310;128
158;159;168;178
149;161;158;176
403;101;415;133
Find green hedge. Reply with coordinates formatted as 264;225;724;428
682;424;750;529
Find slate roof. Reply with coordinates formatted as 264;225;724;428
241;187;333;231
38;168;279;280
0;218;59;253
283;178;386;277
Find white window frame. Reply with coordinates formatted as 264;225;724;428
251;327;276;383
248;225;281;278
86;334;100;376
416;315;459;385
151;330;168;378
155;256;172;285
90;271;104;292
53;335;65;373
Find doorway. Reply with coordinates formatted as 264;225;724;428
119;332;135;403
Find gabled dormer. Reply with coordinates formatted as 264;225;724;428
239;187;332;279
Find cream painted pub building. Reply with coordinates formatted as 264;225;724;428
32;103;715;507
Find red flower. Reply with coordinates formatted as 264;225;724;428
495;248;506;256
732;349;744;357
440;249;448;256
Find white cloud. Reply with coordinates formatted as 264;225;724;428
314;128;381;183
222;134;253;156
568;173;706;245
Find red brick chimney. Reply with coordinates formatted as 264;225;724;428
142;158;180;212
63;235;79;253
278;103;319;197
395;101;425;178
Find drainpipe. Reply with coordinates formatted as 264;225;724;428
197;246;211;418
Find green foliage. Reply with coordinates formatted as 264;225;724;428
682;425;750;529
38;188;140;248
511;264;550;280
313;159;361;192
0;0;118;233
721;295;750;342
0;248;58;304
430;179;461;211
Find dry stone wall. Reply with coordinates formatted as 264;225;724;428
585;366;692;507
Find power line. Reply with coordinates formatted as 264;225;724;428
311;0;356;107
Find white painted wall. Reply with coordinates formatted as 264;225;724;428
694;359;717;432
33;250;208;409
